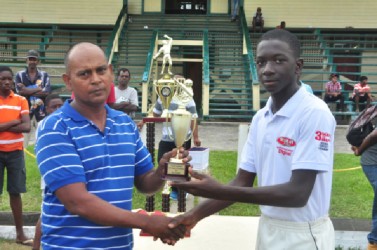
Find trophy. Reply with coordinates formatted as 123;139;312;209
153;74;177;112
154;75;195;182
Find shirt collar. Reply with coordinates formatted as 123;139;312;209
264;87;307;118
61;99;120;121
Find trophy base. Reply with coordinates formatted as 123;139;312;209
162;161;190;182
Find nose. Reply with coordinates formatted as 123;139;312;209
90;72;102;85
262;61;274;75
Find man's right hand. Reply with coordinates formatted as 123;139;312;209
144;214;186;244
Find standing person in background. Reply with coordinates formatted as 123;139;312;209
230;0;240;22
352;76;372;112
169;29;336;249
352;128;377;250
35;42;187;249
15;49;51;148
276;21;286;29
324;73;345;111
0;66;32;247
252;7;264;32
32;93;64;250
113;68;139;118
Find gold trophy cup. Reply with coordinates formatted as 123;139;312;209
153;74;195;181
154;75;177;112
163;105;194;181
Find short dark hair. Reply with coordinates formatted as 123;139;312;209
45;93;62;107
259;29;300;58
360;76;368;81
0;66;13;75
118;68;131;77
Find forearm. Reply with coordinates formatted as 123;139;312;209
0;121;19;132
33;91;49;98
135;168;165;194
358;131;377;154
8;122;31;133
63;191;151;229
19;87;42;96
123;104;138;113
210;183;308;207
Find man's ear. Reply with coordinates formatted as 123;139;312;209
62;73;72;91
296;58;304;74
108;64;115;81
108;64;114;75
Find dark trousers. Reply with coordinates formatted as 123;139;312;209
324;94;345;111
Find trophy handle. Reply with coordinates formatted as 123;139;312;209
185;117;196;142
166;112;174;141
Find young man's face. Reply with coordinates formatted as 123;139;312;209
0;70;13;94
46;98;63;115
361;79;368;85
256;39;301;97
331;76;338;83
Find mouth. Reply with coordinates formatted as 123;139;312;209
91;88;106;96
262;79;277;86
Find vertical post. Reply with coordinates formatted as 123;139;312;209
145;122;156;212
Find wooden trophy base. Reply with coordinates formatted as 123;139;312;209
162;161;190;182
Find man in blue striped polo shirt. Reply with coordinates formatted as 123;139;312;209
35;42;187;249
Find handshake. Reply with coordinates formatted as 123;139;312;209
137;209;196;246
137;167;222;246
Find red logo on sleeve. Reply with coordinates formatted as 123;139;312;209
315;131;331;142
277;137;296;147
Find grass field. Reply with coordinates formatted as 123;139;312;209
0;147;371;219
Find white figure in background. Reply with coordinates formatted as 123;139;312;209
153;34;173;75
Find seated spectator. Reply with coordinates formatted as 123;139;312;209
252;7;264;32
352;76;372;112
276;21;286;29
324;73;345;111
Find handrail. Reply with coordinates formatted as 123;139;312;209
315;28;333;71
202;29;209;85
239;6;258;85
142;30;158;83
106;4;128;64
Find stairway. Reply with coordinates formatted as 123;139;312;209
112;14;252;121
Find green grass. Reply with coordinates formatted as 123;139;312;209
0;147;372;221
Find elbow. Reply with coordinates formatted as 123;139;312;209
290;192;310;207
64;201;89;217
24;124;31;133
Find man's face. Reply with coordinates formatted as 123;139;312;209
0;70;13;94
118;70;130;87
63;44;113;106
46;98;63;115
27;57;39;70
331;76;338;83
361;79;368;85
256;39;301;97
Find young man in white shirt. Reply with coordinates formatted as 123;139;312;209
169;29;336;249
